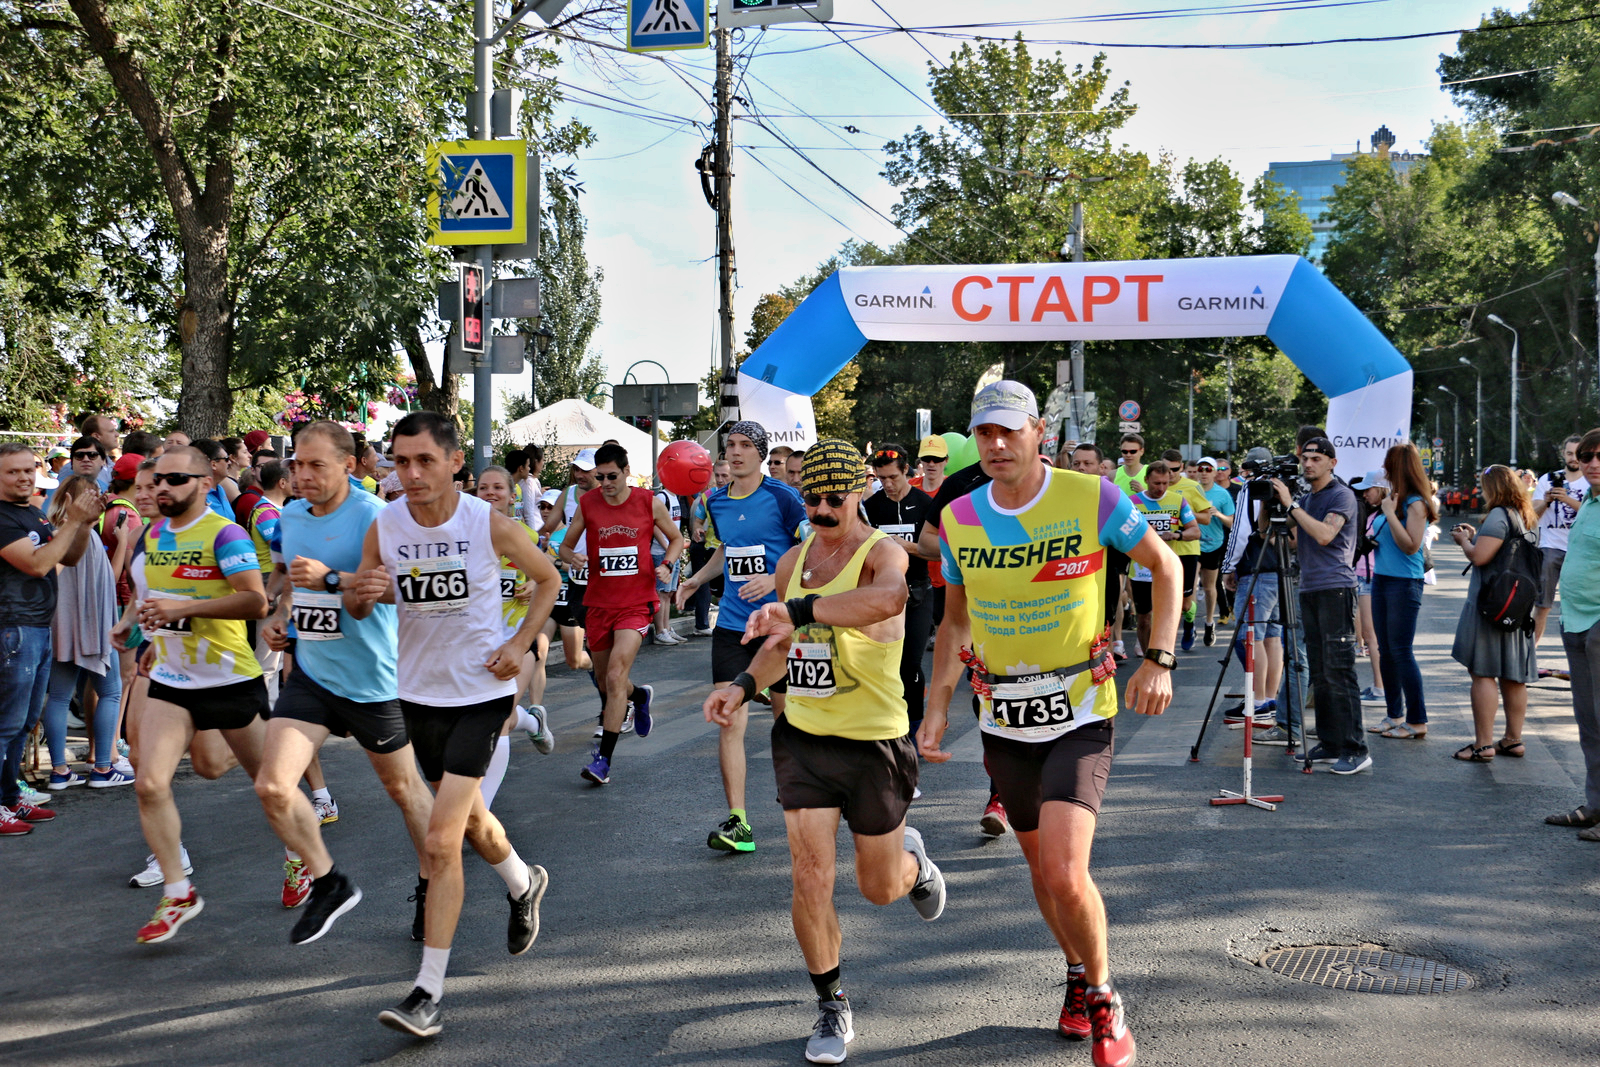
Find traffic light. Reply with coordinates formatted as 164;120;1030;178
459;263;485;355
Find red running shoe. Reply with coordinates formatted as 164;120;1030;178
1087;986;1137;1067
0;808;34;836
1058;973;1091;1040
980;796;1009;838
282;857;312;908
137;889;204;943
11;802;56;822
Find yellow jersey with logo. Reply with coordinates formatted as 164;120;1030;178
141;511;263;689
497;519;542;634
1168;476;1214;557
1128;489;1194;578
781;529;907;741
940;469;1147;738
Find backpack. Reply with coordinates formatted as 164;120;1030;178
1474;507;1542;632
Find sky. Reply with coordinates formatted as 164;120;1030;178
500;0;1509;418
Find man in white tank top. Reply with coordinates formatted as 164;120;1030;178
347;413;562;1039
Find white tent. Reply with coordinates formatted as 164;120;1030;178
502;398;659;477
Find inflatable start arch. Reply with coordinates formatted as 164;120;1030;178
738;254;1412;477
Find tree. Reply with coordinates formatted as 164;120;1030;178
523;180;605;406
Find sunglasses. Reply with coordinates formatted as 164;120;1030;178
919;456;944;464
1578;451;1600;464
152;471;207;486
1197;465;1215;471
596;471;624;482
72;451;101;461
803;492;850;509
1120;448;1140;455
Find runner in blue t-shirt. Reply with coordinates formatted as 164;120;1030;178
676;421;806;854
1195;457;1236;646
252;422;436;946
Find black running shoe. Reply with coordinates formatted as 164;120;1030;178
290;870;363;945
408;878;427;942
507;864;549;955
1203;623;1216;646
379;986;442;1037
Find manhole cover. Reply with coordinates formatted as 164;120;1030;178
1260;946;1474;994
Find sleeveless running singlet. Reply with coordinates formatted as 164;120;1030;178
781;529;907;741
562;485;588;586
376;492;513;706
578;485;657;612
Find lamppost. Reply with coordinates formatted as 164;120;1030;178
1438;384;1460;486
1552;190;1600;399
1457;356;1482;476
1486;314;1519;465
529;323;554;411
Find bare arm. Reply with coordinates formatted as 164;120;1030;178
345;523;393;619
141;567;268;626
1384;497;1427;555
0;500;99;576
1274;480;1348;547
804;536;909;629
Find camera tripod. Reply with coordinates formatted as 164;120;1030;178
1188;513;1312;768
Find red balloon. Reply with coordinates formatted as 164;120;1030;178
657;439;713;497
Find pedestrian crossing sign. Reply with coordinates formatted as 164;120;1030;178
627;0;709;52
427;139;528;247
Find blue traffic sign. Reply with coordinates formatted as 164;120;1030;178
427;140;528;247
1119;399;1141;421
628;0;708;52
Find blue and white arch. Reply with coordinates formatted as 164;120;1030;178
738;254;1412;477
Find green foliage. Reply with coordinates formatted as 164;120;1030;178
523;180;606;406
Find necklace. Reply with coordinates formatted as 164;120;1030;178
802;531;862;583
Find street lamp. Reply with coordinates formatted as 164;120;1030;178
529;323;554;410
1486;314;1519;465
1456;356;1482;477
1438;384;1460;486
1552;190;1600;400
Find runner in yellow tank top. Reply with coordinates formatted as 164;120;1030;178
701;439;948;1065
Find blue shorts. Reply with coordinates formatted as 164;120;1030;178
1233;571;1283;639
1356;575;1373;597
652;544;679;594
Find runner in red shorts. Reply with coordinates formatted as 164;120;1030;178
558;443;683;785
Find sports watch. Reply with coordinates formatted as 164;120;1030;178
323;571;342;594
1143;648;1177;670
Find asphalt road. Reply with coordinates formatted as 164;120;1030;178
5;539;1598;1066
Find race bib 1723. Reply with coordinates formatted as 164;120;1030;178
292;590;343;641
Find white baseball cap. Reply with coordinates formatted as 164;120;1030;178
572;448;598;471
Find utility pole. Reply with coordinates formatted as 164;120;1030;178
714;26;739;438
469;0;495;475
1067;200;1086;441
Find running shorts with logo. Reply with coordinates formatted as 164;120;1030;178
141;511;267;726
939;469;1147;820
578;485;658;652
774;531;913;833
273;668;408;754
705;476;806;679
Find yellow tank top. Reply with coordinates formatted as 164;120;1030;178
781;529;907;741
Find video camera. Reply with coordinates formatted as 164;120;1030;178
1245;454;1309;522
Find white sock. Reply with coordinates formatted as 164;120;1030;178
514;705;540;735
480;735;512;808
311;787;331;804
285;848;301;862
165;877;192;898
415;945;450;1002
492;847;532;898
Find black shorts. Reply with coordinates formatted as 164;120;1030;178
148;676;270;732
1181;554;1199;596
273;669;408;755
1131;579;1154;615
771;715;917;836
1199;546;1226;571
401;696;515;782
981;719;1115;830
712;626;786;691
566;580;588;630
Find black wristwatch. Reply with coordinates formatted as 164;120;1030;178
323;571;342;594
1143;648;1177;670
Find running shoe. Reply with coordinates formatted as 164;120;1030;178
633;684;654;738
1059;973;1091;1040
902;826;946;921
1203;623;1216;647
0;808;32;836
1181;619;1195;652
805;997;854;1065
130;847;192;888
1223;701;1275;728
1112;640;1126;661
1359;686;1387;704
980;796;1009;838
112;757;135;778
11;802;55;822
693;626;714;637
282;857;312;909
16;780;49;806
1087;986;1136;1067
506;864;548;955
408;878;427;941
291;869;363;945
313;797;339;825
1253;726;1293;746
48;770;85;790
524;704;555;754
592;722;604;740
1301;744;1339;765
136;889;204;944
1330;754;1373;775
379;987;442;1038
89;765;136;788
581;748;611;785
708;814;755;853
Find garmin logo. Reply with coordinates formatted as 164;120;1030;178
1332;434;1404;450
1177;295;1269;311
854;293;935;309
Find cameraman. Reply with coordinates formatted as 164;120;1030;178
1270;437;1370;775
